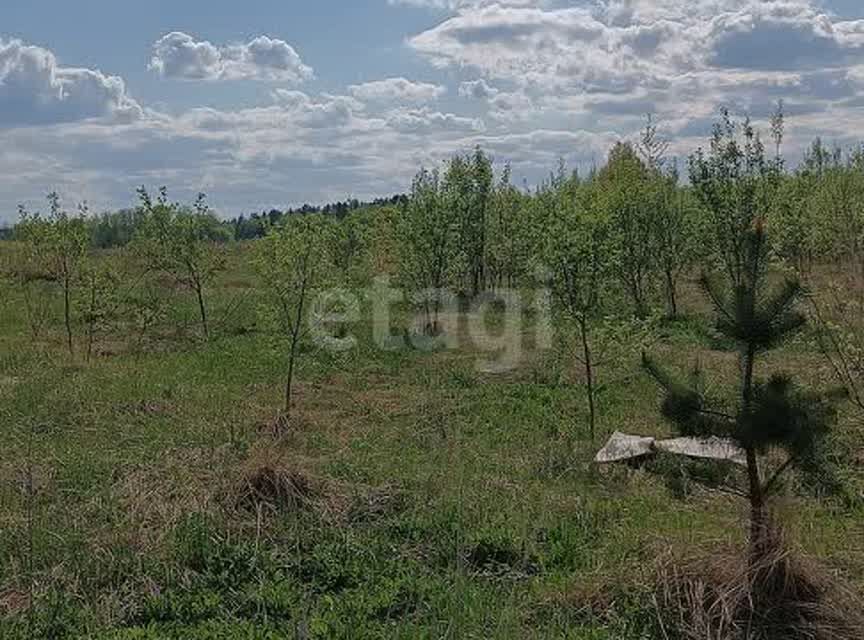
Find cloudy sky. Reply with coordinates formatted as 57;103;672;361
2;0;864;222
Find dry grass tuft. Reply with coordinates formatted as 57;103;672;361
653;531;864;640
229;447;322;515
0;589;29;617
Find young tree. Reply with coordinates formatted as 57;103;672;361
689;110;779;287
644;220;837;563
467;146;494;295
485;163;529;290
16;194;89;355
254;214;334;422
635;116;696;317
541;181;612;441
438;147;494;295
597;143;657;318
636;113;670;172
397;168;463;335
80;258;120;362
2;229;53;341
330;208;372;285
134;187;226;340
654;179;697;318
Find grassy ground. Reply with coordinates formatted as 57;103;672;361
0;245;862;638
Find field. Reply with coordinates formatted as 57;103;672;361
1;239;862;639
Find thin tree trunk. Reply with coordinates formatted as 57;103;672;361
284;268;310;419
628;270;648;320
285;331;299;418
665;268;678;318
741;345;767;561
195;280;209;340
63;271;73;356
746;446;767;560
579;317;597;442
86;280;96;363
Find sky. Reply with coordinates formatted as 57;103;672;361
2;0;864;222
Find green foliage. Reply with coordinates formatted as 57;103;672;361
396;167;463;333
15;193;90;354
485;163;531;290
253;213;335;416
540;178;611;323
646;206;840;570
329;208;376;285
596;142;657;318
134;187;226;339
4;113;864;639
689;109;782;286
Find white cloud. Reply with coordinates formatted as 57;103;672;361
0;38;142;128
388;0;540;9
406;1;864;84
149;32;313;82
5;0;864;224
270;90;360;128
385;107;485;134
349;77;446;103
458;79;499;99
405;1;864;133
706;4;864;71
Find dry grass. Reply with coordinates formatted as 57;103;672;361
112;447;225;550
653;530;864;640
229;447;321;515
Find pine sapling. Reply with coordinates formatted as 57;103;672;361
644;219;839;564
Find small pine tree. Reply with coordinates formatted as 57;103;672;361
644;219;838;562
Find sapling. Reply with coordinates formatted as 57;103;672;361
541;178;613;441
16;194;89;356
397;168;463;336
254;214;334;424
644;219;838;562
134;187;225;340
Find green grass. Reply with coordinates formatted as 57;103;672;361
0;252;862;638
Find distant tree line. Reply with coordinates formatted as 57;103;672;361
230;195;407;241
0;194;407;248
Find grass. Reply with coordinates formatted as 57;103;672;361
0;248;862;638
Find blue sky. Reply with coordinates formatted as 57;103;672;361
1;0;864;222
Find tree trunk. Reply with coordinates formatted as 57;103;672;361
63;271;74;356
665;268;678;318
630;275;647;320
86;280;96;363
195;281;209;340
579;318;597;442
284;269;310;420
285;332;298;418
741;345;768;562
746;446;767;561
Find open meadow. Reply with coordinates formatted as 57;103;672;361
2;151;864;638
